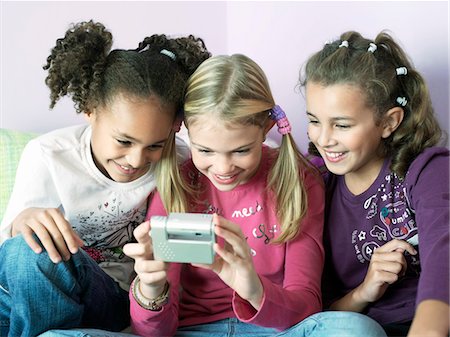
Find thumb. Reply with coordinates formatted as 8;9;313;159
134;220;152;244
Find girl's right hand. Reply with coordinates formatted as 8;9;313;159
11;207;83;263
355;239;417;304
123;221;169;299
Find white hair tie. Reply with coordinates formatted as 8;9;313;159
396;67;408;76
396;96;408;107
160;49;176;61
324;36;338;45
368;43;377;53
339;40;349;48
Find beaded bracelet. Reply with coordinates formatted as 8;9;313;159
131;276;170;311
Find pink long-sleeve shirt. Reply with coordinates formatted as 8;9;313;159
130;147;325;336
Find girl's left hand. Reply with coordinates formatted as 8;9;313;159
193;214;264;310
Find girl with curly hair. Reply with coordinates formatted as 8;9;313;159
0;20;210;336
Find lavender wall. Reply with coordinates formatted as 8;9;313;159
1;1;448;150
1;1;228;132
226;1;449;146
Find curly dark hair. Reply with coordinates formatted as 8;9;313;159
43;20;211;114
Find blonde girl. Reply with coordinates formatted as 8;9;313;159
124;54;386;337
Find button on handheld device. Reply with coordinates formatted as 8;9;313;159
150;213;216;264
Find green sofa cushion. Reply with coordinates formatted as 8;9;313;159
0;129;38;221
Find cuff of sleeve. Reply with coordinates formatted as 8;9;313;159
232;277;268;322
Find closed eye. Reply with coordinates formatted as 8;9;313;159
197;148;213;154
147;144;164;151
306;112;319;125
335;124;351;129
117;139;132;146
233;149;250;154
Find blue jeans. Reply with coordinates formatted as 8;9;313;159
37;329;138;337
0;235;130;337
175;313;387;337
38;311;387;337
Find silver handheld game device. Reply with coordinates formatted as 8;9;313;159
150;213;216;264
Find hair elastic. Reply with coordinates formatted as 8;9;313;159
368;43;377;53
396;96;408;107
396;67;408;76
324;36;339;45
160;49;176;61
269;105;292;135
339;40;349;48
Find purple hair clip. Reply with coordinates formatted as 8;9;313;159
269;105;292;135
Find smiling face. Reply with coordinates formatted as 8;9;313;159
306;82;391;191
86;94;174;183
188;114;266;192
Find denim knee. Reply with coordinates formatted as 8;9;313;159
0;235;66;290
301;311;387;337
1;235;77;336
